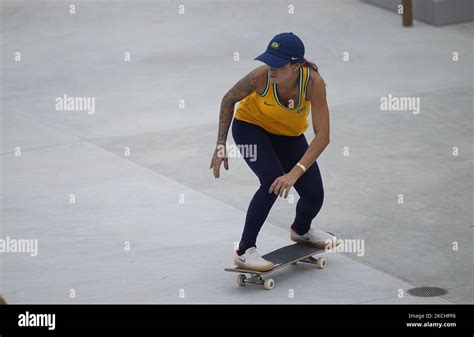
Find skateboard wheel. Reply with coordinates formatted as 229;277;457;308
316;257;327;269
236;274;247;286
264;279;275;290
291;262;298;265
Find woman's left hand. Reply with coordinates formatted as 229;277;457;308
269;172;300;198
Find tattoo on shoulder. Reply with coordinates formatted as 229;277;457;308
223;69;259;106
217;69;260;144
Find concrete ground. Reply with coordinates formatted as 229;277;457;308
0;0;472;304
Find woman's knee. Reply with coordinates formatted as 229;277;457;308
299;184;324;204
258;174;282;189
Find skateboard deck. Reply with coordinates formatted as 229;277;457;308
224;243;328;290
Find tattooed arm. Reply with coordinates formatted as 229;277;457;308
216;67;264;144
211;66;265;177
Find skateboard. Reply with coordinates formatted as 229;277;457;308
224;243;328;290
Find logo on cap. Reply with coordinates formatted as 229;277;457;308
271;41;280;49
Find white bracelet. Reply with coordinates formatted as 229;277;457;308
296;162;306;172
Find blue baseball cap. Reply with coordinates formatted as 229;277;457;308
254;32;305;68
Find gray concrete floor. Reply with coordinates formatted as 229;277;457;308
1;0;472;304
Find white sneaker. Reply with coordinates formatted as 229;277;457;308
234;247;274;272
291;227;342;249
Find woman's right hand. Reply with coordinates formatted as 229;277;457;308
210;143;229;178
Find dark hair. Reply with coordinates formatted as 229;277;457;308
290;57;319;74
302;57;319;73
291;57;319;73
290;57;325;87
292;57;326;87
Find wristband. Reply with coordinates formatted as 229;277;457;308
296;162;306;172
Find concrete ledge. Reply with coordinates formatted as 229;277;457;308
363;0;474;25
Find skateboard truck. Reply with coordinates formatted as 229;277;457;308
236;273;275;290
300;255;327;268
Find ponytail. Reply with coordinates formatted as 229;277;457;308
302;57;326;86
291;57;325;86
302;57;319;73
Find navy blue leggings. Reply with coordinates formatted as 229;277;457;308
231;118;325;253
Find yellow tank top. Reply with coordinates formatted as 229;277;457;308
234;65;311;136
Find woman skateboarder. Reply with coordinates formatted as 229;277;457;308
210;32;341;272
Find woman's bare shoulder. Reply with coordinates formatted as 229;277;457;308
306;70;326;101
253;65;268;94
